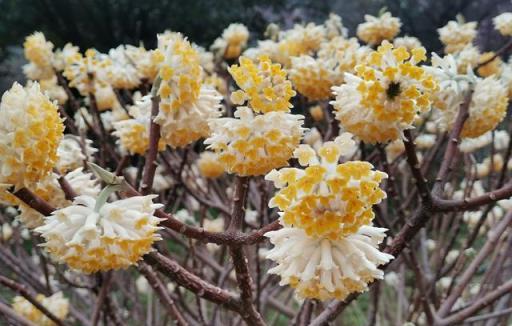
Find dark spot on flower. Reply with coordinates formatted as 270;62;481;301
386;82;401;100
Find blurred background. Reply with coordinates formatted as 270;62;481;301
1;0;511;92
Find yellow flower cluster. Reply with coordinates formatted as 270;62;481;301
438;20;477;54
36;195;163;273
494;13;512;36
229;55;296;113
477;52;503;77
197;151;225;179
267;135;387;239
154;33;223;148
461;77;508;138
156;33;202;112
24;32;54;68
211;23;250;59
332;41;437;143
12;292;69;326
63;49;118;110
206;107;304;176
265;134;392;300
17;168;99;228
113;96;165;155
0;83;63;188
289;56;338;101
356;12;401;46
289;37;367;101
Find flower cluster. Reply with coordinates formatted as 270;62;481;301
438;20;477;54
356;12;401;46
113;96;165;155
154;33;223;148
206;107;304;176
12;292;69;326
0;83;64;188
265;134;392;300
493;13;512;36
332;41;437;143
229;55;296;113
36;195;163;273
289;37;367;101
17;168;100;228
211;23;250;59
425;53;509;138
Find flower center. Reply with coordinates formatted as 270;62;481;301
386;81;401;100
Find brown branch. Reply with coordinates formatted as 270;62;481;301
436;210;512;317
54;170;78;200
137;262;188;326
436;279;512;325
432;90;472;196
143;252;242;313
0;275;66;326
474;38;512;72
9;187;55;216
227;176;265;325
403;129;432;204
122;182;281;245
140;94;161;195
91;272;113;326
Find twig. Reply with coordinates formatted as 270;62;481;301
0;275;66;326
140;94;161;195
138;262;188;326
0;300;38;326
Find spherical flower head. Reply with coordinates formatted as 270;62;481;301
56;136;96;173
24;32;54;68
438;20;477;54
63;49;112;96
455;45;480;74
107;45;142;89
124;45;160;82
265;225;393;301
12;292;69;326
156;86;223;148
211;23;250;59
205;106;305;176
493;13;512;36
35;195;164;273
38;76;68;104
156;33;202;112
290;56;341;101
331;41;437;143
18;168;100;228
197;151;225;179
393;36;422;51
461;77;508;138
114;96;165;155
317;37;370;81
229;55;296;113
53;43;80;72
356;12;401;46
272;23;326;66
266;134;387;239
324;13;348;40
477;52;503;77
0;82;64;188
